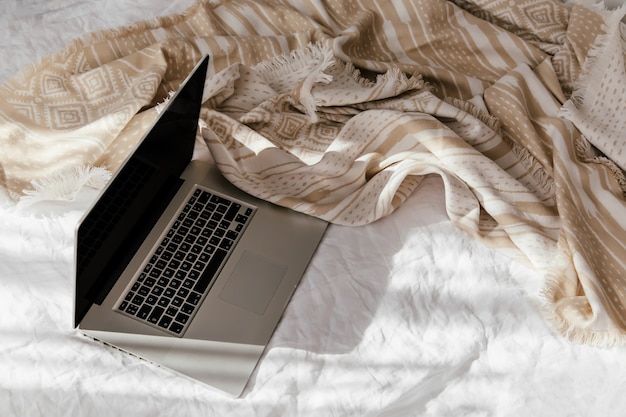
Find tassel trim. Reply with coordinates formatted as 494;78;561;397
17;165;111;207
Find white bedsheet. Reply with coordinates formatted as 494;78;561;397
2;1;626;416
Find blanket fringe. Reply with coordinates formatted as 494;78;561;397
252;43;335;122
444;97;503;135
445;97;556;201
575;135;626;196
562;2;626;107
511;141;557;201
252;43;427;123
17;165;111;207
559;2;626;196
252;43;335;86
542;278;626;347
538;241;626;347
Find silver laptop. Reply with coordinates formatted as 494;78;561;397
74;56;328;397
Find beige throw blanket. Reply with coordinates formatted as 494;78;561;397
1;0;626;345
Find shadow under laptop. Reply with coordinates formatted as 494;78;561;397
262;175;450;356
236;175;452;395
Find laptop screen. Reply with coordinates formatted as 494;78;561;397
74;56;209;326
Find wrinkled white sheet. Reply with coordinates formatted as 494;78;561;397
2;1;626;416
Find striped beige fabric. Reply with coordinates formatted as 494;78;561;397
1;0;625;345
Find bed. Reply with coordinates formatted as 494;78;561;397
2;0;626;415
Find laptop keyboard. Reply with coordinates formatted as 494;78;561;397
116;186;255;336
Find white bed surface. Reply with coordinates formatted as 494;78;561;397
1;1;626;416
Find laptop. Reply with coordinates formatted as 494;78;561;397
74;55;328;397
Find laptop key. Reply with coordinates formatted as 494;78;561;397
219;238;233;251
175;312;190;324
187;292;202;305
169;322;184;334
181;303;194;315
194;248;227;293
148;306;164;324
224;203;240;221
137;305;151;320
198;191;210;204
158;315;172;329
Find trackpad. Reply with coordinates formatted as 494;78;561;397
219;251;287;315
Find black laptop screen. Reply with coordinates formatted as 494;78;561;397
74;56;209;326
